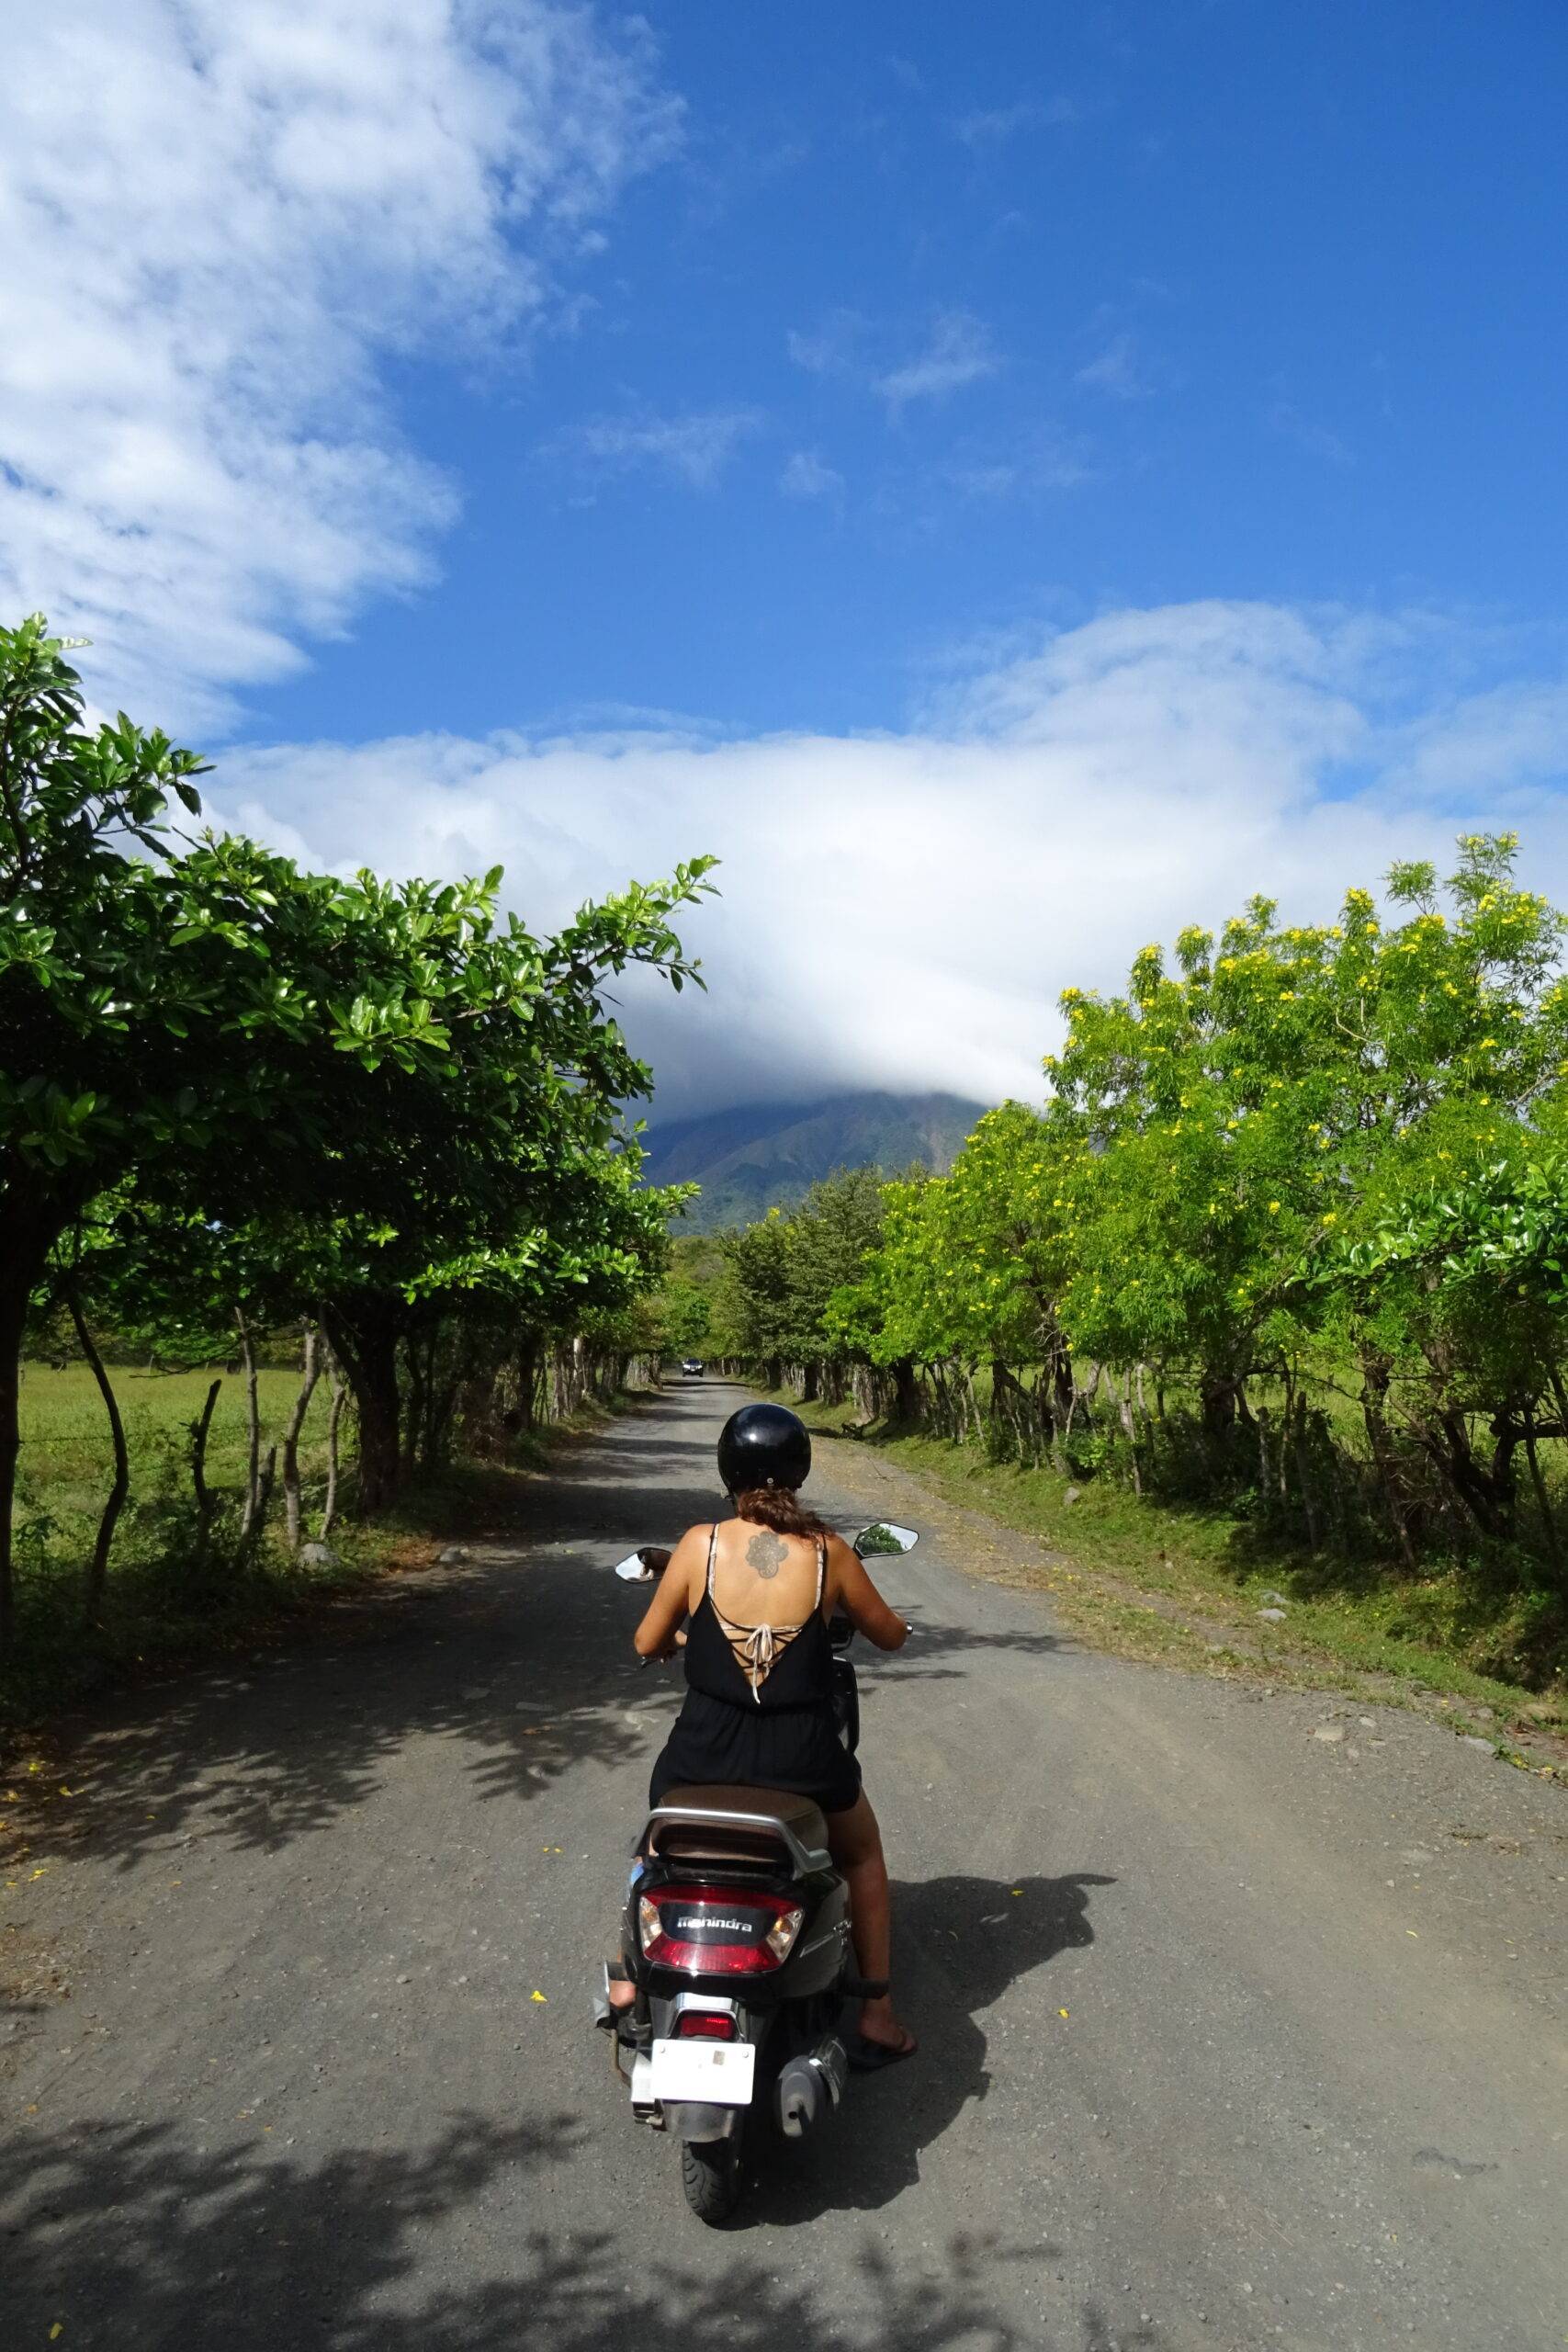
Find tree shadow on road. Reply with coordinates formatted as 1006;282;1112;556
742;1869;1115;2224
8;1388;734;1871
13;1379;1079;1874
12;1550;677;1871
3;2095;1162;2352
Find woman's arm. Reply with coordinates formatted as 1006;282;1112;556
634;1525;706;1658
827;1535;909;1652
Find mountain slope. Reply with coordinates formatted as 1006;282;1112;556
640;1090;987;1230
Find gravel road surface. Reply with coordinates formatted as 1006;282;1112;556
4;1379;1564;2351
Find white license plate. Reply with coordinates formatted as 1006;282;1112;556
649;2036;756;2105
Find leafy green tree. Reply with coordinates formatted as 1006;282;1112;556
777;1166;888;1396
1048;835;1568;1438
0;615;714;1650
712;1210;795;1382
658;1279;714;1358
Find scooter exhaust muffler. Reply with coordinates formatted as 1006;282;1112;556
775;2034;848;2139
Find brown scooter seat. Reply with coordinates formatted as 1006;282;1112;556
649;1784;830;1870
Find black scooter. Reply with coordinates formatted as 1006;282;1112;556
600;1520;918;2222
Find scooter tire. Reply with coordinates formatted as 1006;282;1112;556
680;2135;743;2224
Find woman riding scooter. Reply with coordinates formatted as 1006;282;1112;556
609;1402;917;2067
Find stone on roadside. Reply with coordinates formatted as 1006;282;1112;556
1259;1589;1288;1606
1257;1606;1287;1622
438;1544;472;1565
1063;1486;1082;1506
1312;1723;1346;1743
1461;1734;1495;1753
299;1541;339;1567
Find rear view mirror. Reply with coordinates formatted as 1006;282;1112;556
852;1521;919;1557
614;1553;658;1582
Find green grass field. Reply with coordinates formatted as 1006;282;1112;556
17;1362;338;1528
5;1362;369;1726
4;1363;643;1729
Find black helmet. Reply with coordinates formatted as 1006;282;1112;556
716;1402;811;1497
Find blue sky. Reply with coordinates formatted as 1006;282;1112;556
4;3;1568;1111
259;0;1568;748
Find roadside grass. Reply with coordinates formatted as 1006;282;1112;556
761;1391;1568;1758
3;1364;645;1732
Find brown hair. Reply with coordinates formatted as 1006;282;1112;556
732;1486;831;1539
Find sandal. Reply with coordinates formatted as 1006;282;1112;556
847;2026;919;2073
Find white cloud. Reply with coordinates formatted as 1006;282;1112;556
785;312;864;379
779;450;845;502
0;1;678;728
1075;330;1149;401
879;311;1000;413
941;428;1092;501
203;599;1568;1121
1269;400;1353;467
542;407;763;490
954;97;1079;146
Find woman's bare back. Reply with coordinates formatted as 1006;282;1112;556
706;1518;826;1628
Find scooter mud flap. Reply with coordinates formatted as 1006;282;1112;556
649;2037;756;2106
662;2102;743;2141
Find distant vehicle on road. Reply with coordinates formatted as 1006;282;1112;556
680;1358;705;1377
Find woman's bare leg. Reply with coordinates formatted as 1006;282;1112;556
827;1792;916;2053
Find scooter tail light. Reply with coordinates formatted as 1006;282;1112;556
637;1883;802;1975
675;2010;737;2041
765;1905;806;1962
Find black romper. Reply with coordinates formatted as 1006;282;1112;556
649;1524;863;1818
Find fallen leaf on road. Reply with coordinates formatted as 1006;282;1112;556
1406;1929;1418;1939
530;1990;547;2004
1010;1887;1022;1895
1058;2008;1069;2018
51;2324;63;2341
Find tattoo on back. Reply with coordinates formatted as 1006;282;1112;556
746;1527;787;1580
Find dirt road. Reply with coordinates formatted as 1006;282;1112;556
4;1380;1564;2350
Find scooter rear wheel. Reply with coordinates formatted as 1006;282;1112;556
680;2134;742;2223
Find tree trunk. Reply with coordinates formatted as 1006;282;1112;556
516;1339;538;1434
1118;1370;1142;1497
1520;1401;1559;1571
0;1281;27;1666
1359;1350;1416;1573
1053;1342;1075;1429
68;1290;129;1628
1201;1371;1239;1438
1256;1404;1273;1507
1292;1393;1321;1548
281;1328;321;1555
320;1343;346;1540
0;1201;59;1662
239;1446;277;1565
235;1309;262;1534
321;1304;403;1515
190;1377;222;1564
891;1357;919;1424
